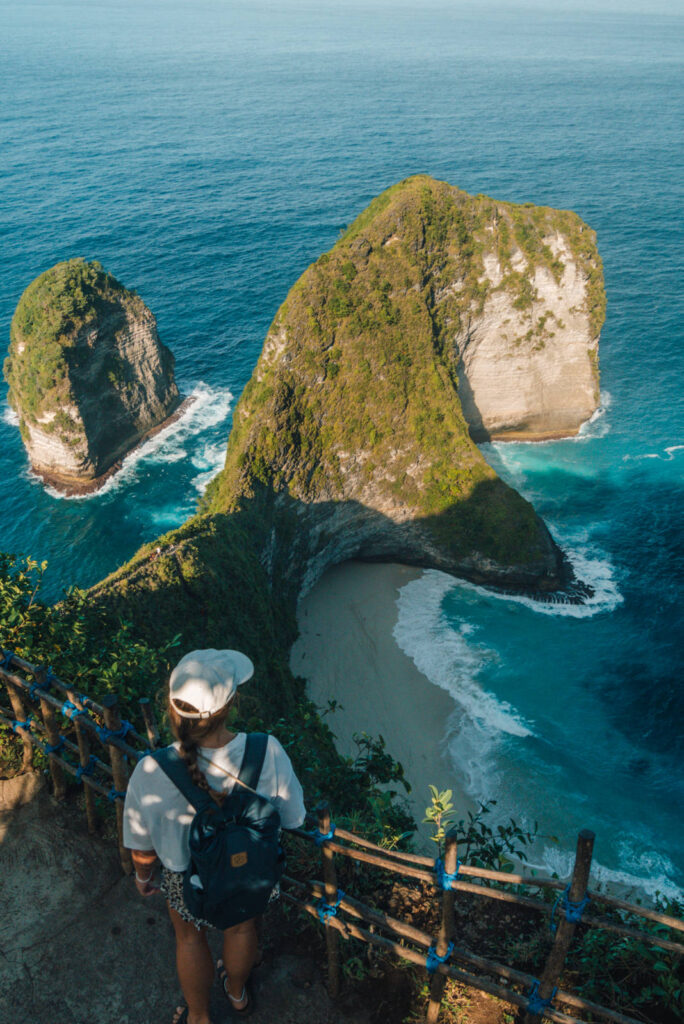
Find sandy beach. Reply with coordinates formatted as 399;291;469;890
290;560;475;846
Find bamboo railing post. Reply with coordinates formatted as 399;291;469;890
524;829;595;1023
427;826;459;1023
66;687;98;834
4;671;33;771
35;666;66;799
102;693;132;874
139;697;160;749
317;800;341;998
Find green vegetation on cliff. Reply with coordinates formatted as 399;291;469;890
209;175;585;574
3;258;146;430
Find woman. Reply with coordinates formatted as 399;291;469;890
123;649;307;1024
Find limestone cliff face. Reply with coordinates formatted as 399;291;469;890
455;240;601;441
204;176;604;596
4;260;180;493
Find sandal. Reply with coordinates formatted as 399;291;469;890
217;959;255;1017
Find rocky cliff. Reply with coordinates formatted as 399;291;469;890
4;259;181;493
202;176;606;596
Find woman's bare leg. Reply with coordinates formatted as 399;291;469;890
219;917;258;1010
168;904;214;1024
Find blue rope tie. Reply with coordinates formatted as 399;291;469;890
61;700;89;722
1;649;14;670
426;940;454;974
138;747;153;759
107;786;126;802
435;856;461;890
527;980;557;1015
29;668;56;700
551;885;591;933
316;889;345;924
312;822;336;846
45;736;66;755
11;715;33;734
75;755;100;780
96;719;133;743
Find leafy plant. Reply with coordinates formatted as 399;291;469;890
424;788;537;869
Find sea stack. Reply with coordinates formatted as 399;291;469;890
4;259;181;494
207;175;606;595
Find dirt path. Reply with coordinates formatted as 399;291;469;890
0;773;372;1024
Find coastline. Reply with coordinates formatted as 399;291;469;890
290;560;475;846
29;394;195;497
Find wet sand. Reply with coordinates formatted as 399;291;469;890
290;560;474;845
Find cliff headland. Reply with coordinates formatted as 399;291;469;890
83;177;604;671
4;259;182;495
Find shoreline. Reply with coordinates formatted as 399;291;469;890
290;560;476;847
30;394;195;497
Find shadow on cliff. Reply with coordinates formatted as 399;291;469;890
65;299;175;473
87;476;586;715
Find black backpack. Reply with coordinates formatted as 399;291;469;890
153;733;284;928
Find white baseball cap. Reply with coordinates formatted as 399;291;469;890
169;649;254;719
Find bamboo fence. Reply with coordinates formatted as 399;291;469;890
1;653;682;1023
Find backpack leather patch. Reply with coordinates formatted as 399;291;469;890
231;851;248;868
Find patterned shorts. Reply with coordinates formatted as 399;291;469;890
161;868;213;930
160;867;281;931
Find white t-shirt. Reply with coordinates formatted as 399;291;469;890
123;733;306;871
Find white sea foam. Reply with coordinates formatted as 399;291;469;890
41;382;232;501
2;405;19;427
574;390;612;440
393;570;534;739
534;839;682;904
484;392;612;449
623;443;684;463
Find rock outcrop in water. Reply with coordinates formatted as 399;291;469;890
204;175;604;595
4;259;181;494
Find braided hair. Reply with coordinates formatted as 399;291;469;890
167;695;238;805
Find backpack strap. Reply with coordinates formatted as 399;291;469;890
238;733;268;792
152;746;216;814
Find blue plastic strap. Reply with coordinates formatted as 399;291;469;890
425;940;454;973
527;980;557;1015
45;736;66;755
136;747;153;760
316;889;345;924
312;822;336;847
1;649;14;670
11;715;33;734
75;755;99;780
435;856;461;890
551;885;590;932
107;787;126;802
61;700;88;722
96;719;133;743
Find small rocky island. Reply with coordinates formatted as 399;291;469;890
3;259;182;494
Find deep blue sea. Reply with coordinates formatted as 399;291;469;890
1;1;682;896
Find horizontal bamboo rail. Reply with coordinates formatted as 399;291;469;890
282;889;587;1024
0;708;122;802
0;653;161;871
0;664;144;764
329;820;684;931
295;825;684;949
286;877;646;1024
3;653;148;745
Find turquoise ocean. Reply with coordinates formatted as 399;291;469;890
1;1;682;895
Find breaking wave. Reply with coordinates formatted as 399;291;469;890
41;382;232;501
393;570;534;738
